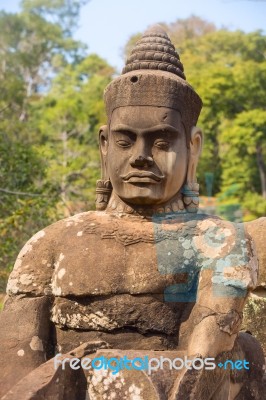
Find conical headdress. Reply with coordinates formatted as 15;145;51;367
104;25;202;136
122;24;186;79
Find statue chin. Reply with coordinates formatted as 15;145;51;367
120;195;165;207
113;186;179;207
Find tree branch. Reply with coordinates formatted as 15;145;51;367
0;188;42;197
0;104;10;115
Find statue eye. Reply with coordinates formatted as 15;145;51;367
116;140;132;148
154;140;169;150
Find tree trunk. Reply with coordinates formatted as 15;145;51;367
256;144;266;199
61;130;71;217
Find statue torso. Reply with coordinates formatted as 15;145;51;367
7;210;257;353
48;211;194;352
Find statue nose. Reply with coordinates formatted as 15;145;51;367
130;155;154;168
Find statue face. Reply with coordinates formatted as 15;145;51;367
104;105;188;205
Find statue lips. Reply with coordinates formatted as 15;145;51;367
122;171;164;184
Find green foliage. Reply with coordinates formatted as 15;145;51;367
29;54;114;213
242;193;266;221
219;109;266;200
21;0;89;36
163;15;216;51
0;135;58;287
0;295;4;311
0;4;87;101
180;29;266;199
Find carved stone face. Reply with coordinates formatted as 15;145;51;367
103;105;188;206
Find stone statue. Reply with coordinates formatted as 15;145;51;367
0;25;265;400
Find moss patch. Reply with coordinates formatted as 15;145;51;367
242;295;266;354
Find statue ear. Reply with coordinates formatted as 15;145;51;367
99;125;108;180
187;126;203;184
182;127;202;213
96;125;112;211
99;125;108;156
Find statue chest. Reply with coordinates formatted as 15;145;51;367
51;213;200;297
51;237;190;297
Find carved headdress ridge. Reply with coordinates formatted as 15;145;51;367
122;24;186;79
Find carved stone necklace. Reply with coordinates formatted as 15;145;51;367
106;192;186;218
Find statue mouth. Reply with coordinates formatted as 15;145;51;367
122;171;164;183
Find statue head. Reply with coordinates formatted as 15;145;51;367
96;25;203;213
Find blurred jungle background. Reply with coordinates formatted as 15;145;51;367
0;0;265;294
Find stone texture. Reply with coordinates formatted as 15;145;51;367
2;341;263;400
0;295;53;397
246;217;266;288
86;349;183;400
1;358;86;400
243;218;266;355
1;342;107;400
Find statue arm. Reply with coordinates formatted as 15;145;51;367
170;225;258;399
0;294;54;397
169;271;252;400
188;269;247;358
0;228;55;397
188;220;258;358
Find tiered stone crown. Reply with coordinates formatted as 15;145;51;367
122;24;186;80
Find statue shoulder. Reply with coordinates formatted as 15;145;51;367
6;211;99;296
193;214;258;291
245;217;266;289
245;216;266;241
195;213;252;237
